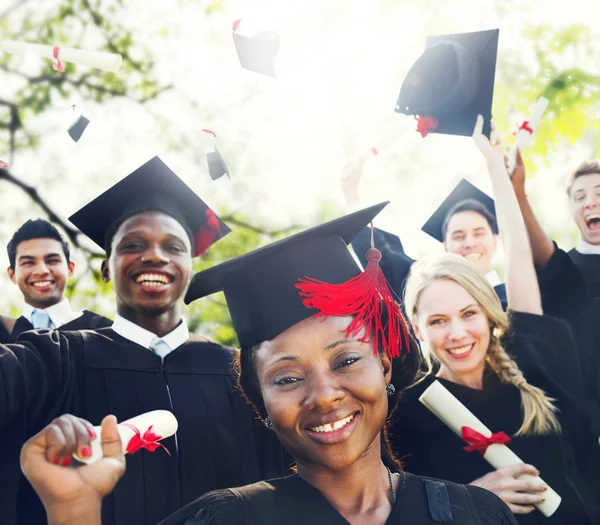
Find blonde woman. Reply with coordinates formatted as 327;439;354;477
389;117;600;524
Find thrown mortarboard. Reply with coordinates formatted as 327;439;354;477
184;202;412;359
68;114;90;142
69;156;230;256
232;19;279;78
421;178;497;243
207;147;230;181
395;29;499;138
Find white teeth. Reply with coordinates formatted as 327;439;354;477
586;213;600;221
136;273;170;284
464;253;482;260
448;344;472;355
32;281;52;288
310;414;354;433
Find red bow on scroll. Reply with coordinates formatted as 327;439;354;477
414;116;439;138
517;120;534;135
194;208;222;257
461;426;511;456
122;424;171;456
52;47;65;72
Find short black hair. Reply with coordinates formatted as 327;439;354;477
441;198;498;240
7;219;71;270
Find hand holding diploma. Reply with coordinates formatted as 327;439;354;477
419;381;561;517
506;97;549;175
2;40;123;72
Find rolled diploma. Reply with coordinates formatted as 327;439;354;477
2;40;122;72
506;97;549;175
419;381;561;517
73;410;178;465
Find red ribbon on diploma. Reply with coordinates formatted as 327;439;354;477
461;426;511;456
52;47;65;72
517;120;534;135
194;208;222;256
122;424;171;456
414;115;439;138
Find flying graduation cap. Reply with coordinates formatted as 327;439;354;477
395;29;499;138
421;178;497;243
232;19;279;78
184;202;412;361
68;114;90;142
207;147;230;181
69;156;230;257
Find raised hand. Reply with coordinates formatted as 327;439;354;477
469;463;547;515
507;149;526;198
21;414;126;523
472;115;506;172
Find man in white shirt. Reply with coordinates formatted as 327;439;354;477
1;219;111;342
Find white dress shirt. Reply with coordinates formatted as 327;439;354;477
484;270;502;288
21;298;83;330
578;239;600;255
111;314;190;356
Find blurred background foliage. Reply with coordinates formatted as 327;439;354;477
1;0;599;346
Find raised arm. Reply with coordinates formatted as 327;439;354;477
509;150;556;269
472;116;542;314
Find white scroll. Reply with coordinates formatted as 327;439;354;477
419;380;561;517
2;40;123;72
506;97;549;175
73;410;178;465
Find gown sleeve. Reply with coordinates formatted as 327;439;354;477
350;226;415;300
465;486;519;525
158;490;246;525
0;329;79;432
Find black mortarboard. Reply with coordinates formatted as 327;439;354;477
207;147;230;181
68;114;90;142
233;30;279;78
69;156;230;256
185;203;391;348
421;178;497;243
395;29;499;137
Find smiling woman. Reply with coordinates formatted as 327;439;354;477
19;203;518;525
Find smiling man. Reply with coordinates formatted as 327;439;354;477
1;219;112;344
0;157;285;525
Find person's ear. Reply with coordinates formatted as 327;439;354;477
101;260;111;283
7;266;16;284
67;261;75;278
380;353;393;383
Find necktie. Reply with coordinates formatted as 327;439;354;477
150;337;172;360
31;309;51;329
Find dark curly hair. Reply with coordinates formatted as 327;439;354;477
7;219;71;270
236;310;422;471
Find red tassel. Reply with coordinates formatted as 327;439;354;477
295;238;410;359
194;208;222;256
414;115;439;138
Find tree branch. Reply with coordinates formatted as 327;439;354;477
220;215;305;237
0;167;105;259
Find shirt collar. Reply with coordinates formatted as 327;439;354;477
111;314;190;353
484;270;502;288
578;239;600;255
22;298;81;329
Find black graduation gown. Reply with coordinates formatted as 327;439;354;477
0;309;112;344
536;246;600;500
351;226;509;310
0;328;287;525
568;249;600;298
390;312;600;525
158;471;517;525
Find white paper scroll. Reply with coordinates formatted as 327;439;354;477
419;380;561;517
2;40;123;72
73;410;178;465
506;97;549;175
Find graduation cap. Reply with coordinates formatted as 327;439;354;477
421;178;497;243
232;19;279;77
69;156;230;256
395;29;499;138
185;202;411;357
207;147;230;181
68;114;90;142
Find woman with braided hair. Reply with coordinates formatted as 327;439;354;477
389;116;600;524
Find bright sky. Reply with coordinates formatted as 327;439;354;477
0;0;599;311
